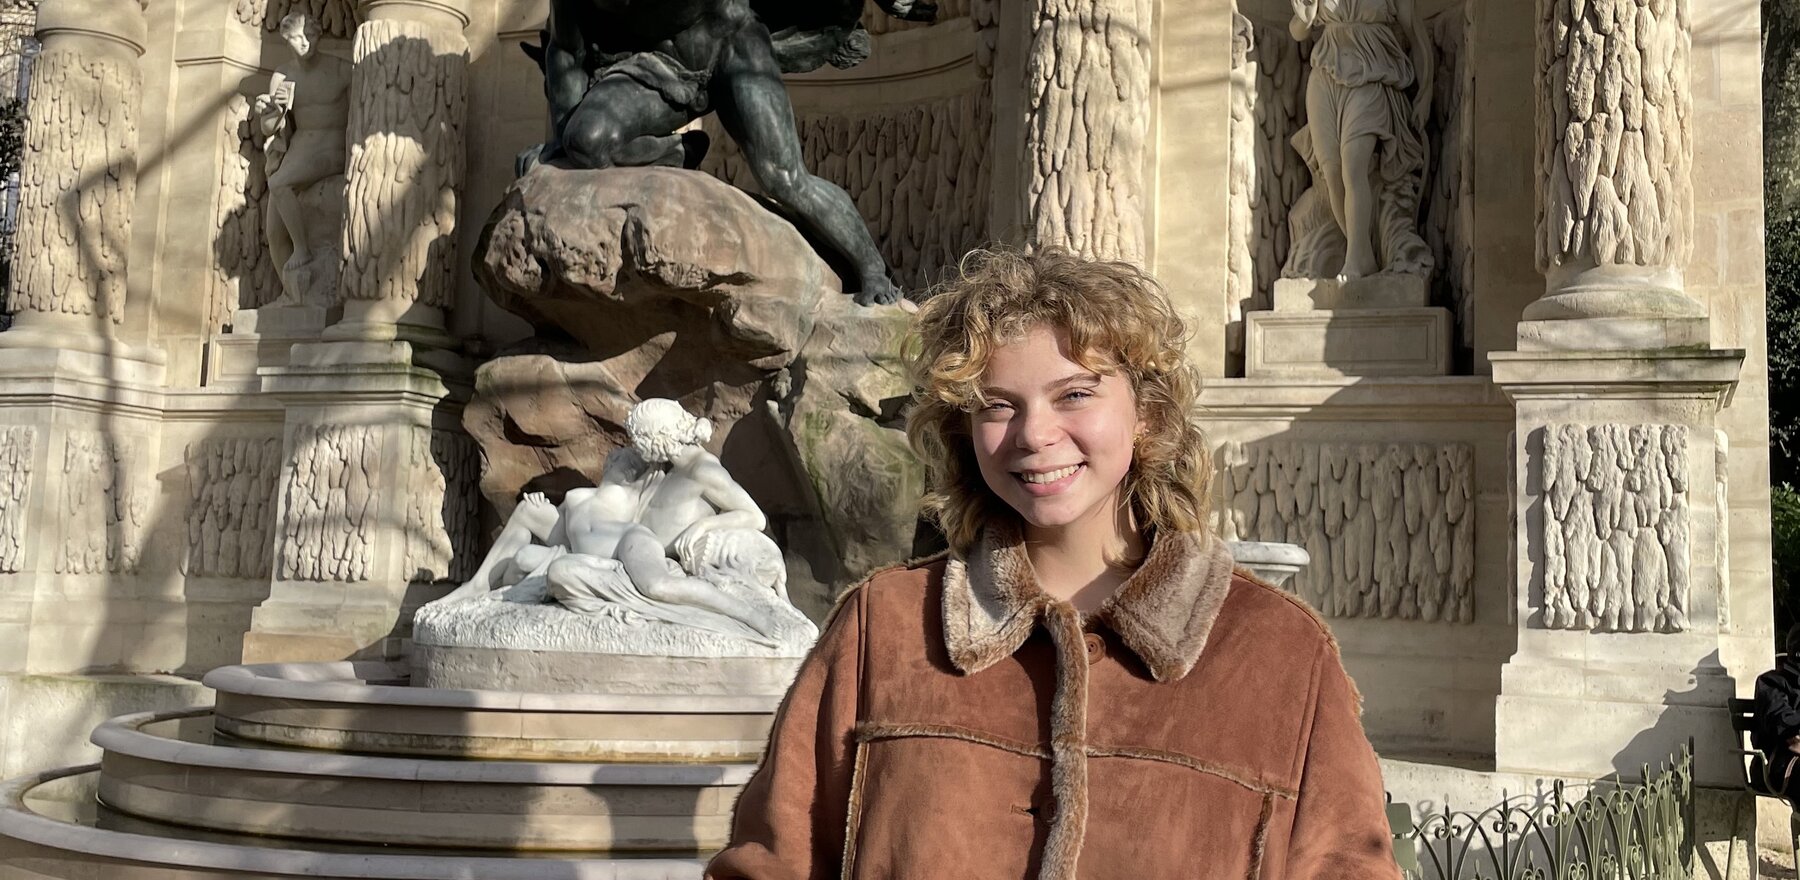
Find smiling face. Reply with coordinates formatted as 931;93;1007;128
969;323;1142;546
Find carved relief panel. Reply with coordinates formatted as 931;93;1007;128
1218;439;1475;623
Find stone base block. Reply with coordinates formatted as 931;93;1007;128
0;674;211;780
1245;307;1452;378
1271;274;1429;311
1516;316;1710;352
1494;655;1740;789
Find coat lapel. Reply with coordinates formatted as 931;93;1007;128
941;524;1239;681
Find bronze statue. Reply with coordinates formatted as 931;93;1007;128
519;0;935;306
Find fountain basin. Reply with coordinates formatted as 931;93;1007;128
1;766;708;879
92;708;751;852
205;661;779;761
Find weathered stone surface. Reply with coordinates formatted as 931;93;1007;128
469;166;921;616
477;165;838;369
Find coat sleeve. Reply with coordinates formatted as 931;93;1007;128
1754;670;1800;753
1279;640;1402;880
706;583;867;880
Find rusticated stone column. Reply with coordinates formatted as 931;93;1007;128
1;0;144;352
1014;0;1152;263
1525;0;1706;348
328;0;468;342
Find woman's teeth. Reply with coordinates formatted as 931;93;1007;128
1020;464;1080;484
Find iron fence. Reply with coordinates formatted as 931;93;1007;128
1394;742;1694;880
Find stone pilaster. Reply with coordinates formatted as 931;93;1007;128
243;341;477;662
1523;0;1707;349
0;0;148;355
327;0;468;343
1490;346;1742;789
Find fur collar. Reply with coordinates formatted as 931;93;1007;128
942;523;1237;682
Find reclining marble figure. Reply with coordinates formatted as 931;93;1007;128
441;399;793;643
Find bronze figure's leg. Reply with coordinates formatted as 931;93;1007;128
714;21;900;305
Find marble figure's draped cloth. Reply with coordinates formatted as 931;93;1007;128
1299;0;1425;187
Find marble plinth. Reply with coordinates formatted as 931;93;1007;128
1245;307;1453;378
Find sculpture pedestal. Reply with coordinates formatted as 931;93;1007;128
206;305;333;389
242;339;477;663
1245;275;1452;378
1489;347;1744;788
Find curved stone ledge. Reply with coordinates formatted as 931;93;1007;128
203;661;780;761
0;766;709;879
92;710;750;851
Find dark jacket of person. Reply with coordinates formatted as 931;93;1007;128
1755;656;1800;764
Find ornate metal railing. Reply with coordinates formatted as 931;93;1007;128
1394;742;1693;880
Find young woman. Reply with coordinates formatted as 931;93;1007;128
707;248;1399;879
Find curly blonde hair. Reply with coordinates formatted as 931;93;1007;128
905;246;1212;554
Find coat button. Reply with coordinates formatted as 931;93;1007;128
1084;633;1105;664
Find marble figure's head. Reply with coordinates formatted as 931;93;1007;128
280;13;322;58
626;399;713;464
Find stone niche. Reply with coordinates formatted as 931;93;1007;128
467;165;924;618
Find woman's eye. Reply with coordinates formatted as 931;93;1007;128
1062;390;1093;402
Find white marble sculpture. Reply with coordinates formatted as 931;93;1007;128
252;12;350;306
1284;0;1434;281
435;399;813;650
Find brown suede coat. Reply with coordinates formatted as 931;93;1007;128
707;526;1400;880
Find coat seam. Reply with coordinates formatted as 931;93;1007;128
852;721;1299;799
840;740;869;878
1248;791;1275;880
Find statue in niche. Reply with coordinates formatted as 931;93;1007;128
439;399;801;645
515;0;937;307
252;12;350;306
1283;0;1434;281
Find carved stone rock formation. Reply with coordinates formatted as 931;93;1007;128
340;19;467;310
234;0;353;37
1539;424;1691;634
403;428;479;586
1218;440;1476;623
184;437;282;579
211;95;282;331
1424;4;1474;355
1535;0;1692;276
477;165;838;368
0;426;35;573
471;166;921;613
8;49;138;323
1021;0;1151;262
276;424;378;582
58;431;147;575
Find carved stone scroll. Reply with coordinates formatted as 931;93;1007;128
1218;440;1476;623
276;424;378;582
8;49;138;323
1538;424;1690;634
0;426;35;573
57;431;147;575
1535;0;1692;278
1020;0;1151;262
402;428;478;585
184;437;282;579
339;19;468;311
211;94;281;332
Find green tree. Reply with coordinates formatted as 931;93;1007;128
1768;0;1800;635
